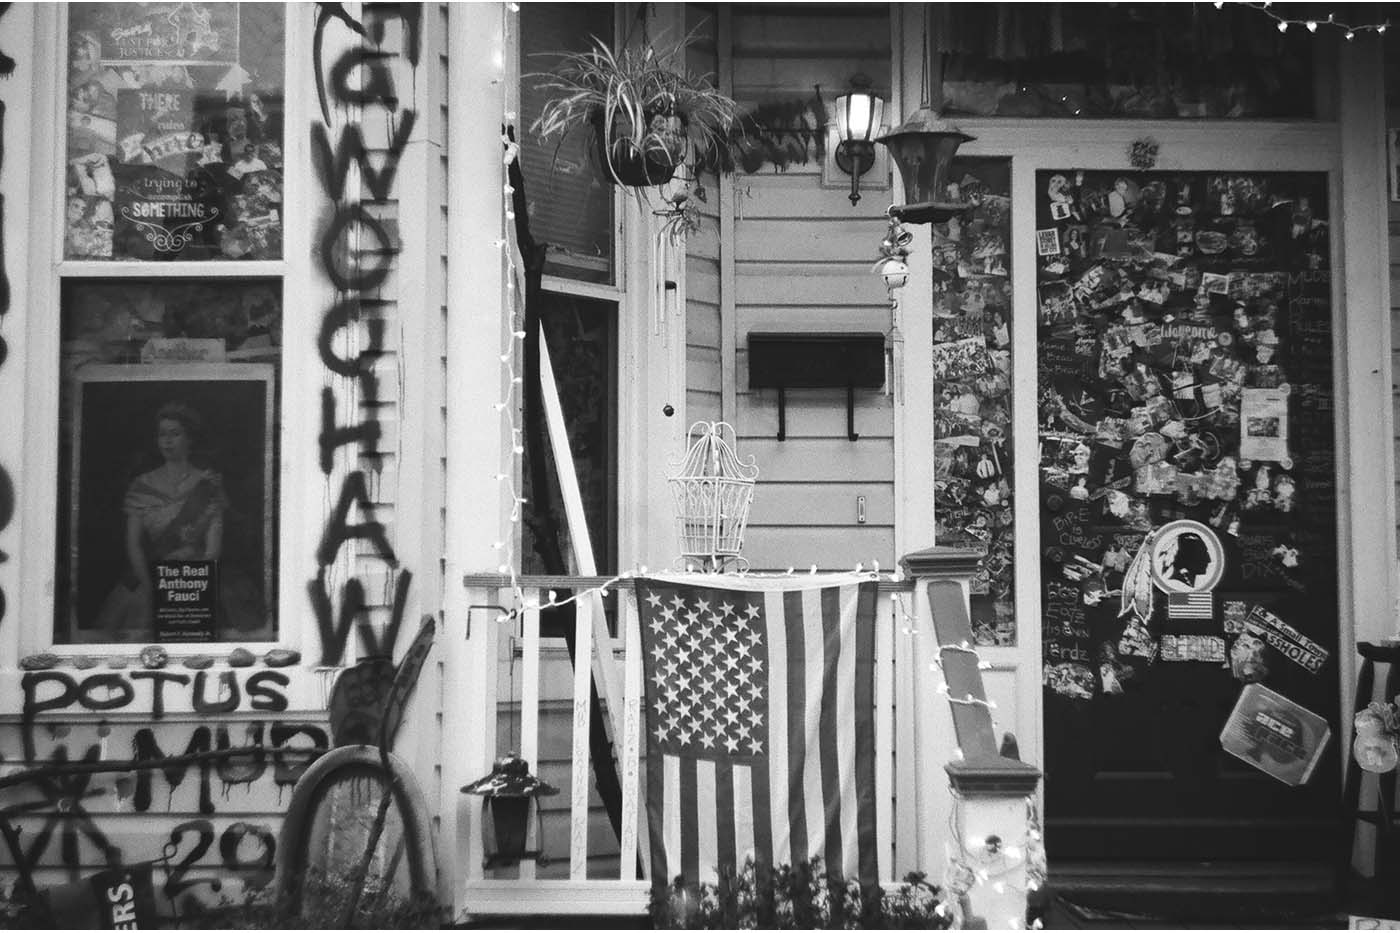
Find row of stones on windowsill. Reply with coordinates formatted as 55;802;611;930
17;647;302;672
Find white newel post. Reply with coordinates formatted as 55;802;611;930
902;547;1043;930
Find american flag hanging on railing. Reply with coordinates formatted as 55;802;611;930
635;576;880;892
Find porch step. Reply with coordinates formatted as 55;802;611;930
1050;860;1338;923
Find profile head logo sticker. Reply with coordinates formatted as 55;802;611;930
1150;520;1224;619
1120;519;1225;622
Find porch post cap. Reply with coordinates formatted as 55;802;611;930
945;757;1043;797
899;545;987;578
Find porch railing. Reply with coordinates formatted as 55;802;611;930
454;548;1039;922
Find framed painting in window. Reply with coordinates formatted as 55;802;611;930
63;364;276;644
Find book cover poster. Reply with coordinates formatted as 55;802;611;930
152;559;217;641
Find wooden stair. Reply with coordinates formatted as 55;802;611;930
1050;860;1340;924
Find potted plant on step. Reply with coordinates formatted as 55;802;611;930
529;32;741;188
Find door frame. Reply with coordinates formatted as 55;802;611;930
891;4;1392;864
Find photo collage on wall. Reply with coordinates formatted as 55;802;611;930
1035;169;1337;707
932;159;1015;646
66;2;285;261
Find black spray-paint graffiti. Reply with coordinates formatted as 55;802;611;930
310;4;421;666
11;670;326;880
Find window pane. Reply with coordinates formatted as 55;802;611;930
934;4;1315;119
55;279;282;644
521;292;618;577
65;3;286;261
520;2;616;285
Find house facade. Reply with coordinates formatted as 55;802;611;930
0;1;1394;925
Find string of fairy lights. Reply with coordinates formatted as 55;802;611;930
1220;1;1390;39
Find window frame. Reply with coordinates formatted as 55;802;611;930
17;2;312;660
511;2;687;584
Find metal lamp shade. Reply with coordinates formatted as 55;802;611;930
875;107;975;224
483;796;533;864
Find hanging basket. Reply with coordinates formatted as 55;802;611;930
668;421;758;569
591;109;686;187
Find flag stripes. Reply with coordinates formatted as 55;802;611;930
638;578;878;892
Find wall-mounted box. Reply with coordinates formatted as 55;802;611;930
747;332;886;440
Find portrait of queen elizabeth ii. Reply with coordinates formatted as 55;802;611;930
62;365;275;644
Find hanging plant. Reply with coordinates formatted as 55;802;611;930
529;32;741;189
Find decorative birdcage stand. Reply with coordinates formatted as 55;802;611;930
668;422;758;571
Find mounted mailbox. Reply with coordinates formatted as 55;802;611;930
747;332;886;441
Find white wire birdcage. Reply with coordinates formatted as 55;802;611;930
668;421;758;570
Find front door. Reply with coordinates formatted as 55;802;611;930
1035;168;1340;861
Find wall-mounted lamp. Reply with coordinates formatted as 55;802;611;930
833;76;885;207
875;106;975;224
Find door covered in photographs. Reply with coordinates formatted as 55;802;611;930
1035;169;1340;860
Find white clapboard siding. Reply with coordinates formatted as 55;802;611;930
734;219;887;263
741;526;896;572
737;387;894;440
718;4;893;575
730;9;890;56
735;175;893;221
735;264;889;306
749;482;895;526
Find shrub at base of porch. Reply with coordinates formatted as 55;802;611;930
648;856;955;930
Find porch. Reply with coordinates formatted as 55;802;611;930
449;548;1041;927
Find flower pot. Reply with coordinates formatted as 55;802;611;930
592;110;685;187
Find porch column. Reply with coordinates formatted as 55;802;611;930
443;2;513;918
902;546;1043;930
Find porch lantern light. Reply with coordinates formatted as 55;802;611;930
461;753;558;868
833;76;885;206
669;421;758;571
875;106;975;225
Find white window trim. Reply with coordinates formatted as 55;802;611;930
15;3;316;661
510;2;687;580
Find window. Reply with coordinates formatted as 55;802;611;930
518;2;615;285
932;4;1319;120
65;2;285;261
52;2;287;646
518;3;622;577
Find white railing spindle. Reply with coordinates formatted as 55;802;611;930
569;595;594;879
875;591;896;881
518;590;542;882
619;590;643;880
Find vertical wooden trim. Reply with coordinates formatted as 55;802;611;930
519;597;542;882
18;5;62;659
444;0;512;912
718;7;737;425
892;590;918;874
393;3;448;654
892;2;937;558
620;589;643;880
569;598;595;879
2;3;39;665
1008;153;1046;783
1337;34;1395;767
280;0;324;668
874;592;895;880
